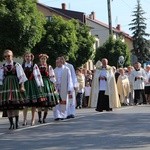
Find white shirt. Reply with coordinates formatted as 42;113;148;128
56;67;63;85
65;62;78;88
25;62;32;67
5;60;14;66
84;86;91;96
131;68;146;90
99;68;107;91
145;71;150;87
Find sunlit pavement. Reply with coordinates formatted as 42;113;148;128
0;105;150;150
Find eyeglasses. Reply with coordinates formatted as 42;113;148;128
4;55;11;58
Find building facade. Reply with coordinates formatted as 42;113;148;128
37;3;134;69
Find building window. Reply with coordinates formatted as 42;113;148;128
95;40;99;49
46;16;52;21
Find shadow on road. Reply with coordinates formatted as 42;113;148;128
0;109;150;150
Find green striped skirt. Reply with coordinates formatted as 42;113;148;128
24;79;47;106
42;77;61;107
0;75;25;110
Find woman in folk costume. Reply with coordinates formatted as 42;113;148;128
38;54;60;123
92;58;121;112
117;68;131;105
0;50;27;129
22;52;46;126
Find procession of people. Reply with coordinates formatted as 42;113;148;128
0;50;150;130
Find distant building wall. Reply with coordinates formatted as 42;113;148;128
86;19;109;46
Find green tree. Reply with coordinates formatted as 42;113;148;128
32;16;95;68
94;36;130;67
0;0;46;60
32;16;78;67
129;0;150;64
70;20;95;68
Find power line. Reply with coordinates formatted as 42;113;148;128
120;0;133;9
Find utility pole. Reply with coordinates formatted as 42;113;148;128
107;0;113;35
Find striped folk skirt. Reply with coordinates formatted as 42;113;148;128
24;79;47;106
0;75;25;110
42;77;61;107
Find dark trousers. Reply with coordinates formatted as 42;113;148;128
134;89;146;104
83;96;89;107
76;93;83;108
96;91;111;111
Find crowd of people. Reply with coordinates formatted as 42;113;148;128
0;49;150;130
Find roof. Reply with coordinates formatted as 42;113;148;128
37;3;85;24
50;7;86;23
87;17;132;40
37;3;72;20
38;2;132;40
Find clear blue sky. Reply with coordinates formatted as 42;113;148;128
39;0;150;36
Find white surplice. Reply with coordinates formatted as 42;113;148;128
64;62;78;117
53;65;73;119
131;68;146;90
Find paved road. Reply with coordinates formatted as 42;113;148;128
0;105;150;150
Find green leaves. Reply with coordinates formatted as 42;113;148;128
32;16;95;68
129;0;150;64
0;0;46;60
95;36;130;67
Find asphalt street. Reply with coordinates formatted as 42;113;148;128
0;105;150;150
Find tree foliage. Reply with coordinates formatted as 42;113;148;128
0;0;46;60
129;0;150;64
70;20;95;68
32;16;78;67
32;16;95;68
94;36;130;67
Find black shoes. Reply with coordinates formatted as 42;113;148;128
38;119;42;124
95;109;103;112
95;108;113;112
9;123;15;130
67;114;75;119
76;106;82;109
54;118;64;121
54;118;60;121
42;119;46;124
106;108;113;111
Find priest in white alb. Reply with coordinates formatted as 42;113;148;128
60;56;78;118
53;57;73;120
91;58;121;112
131;62;146;105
